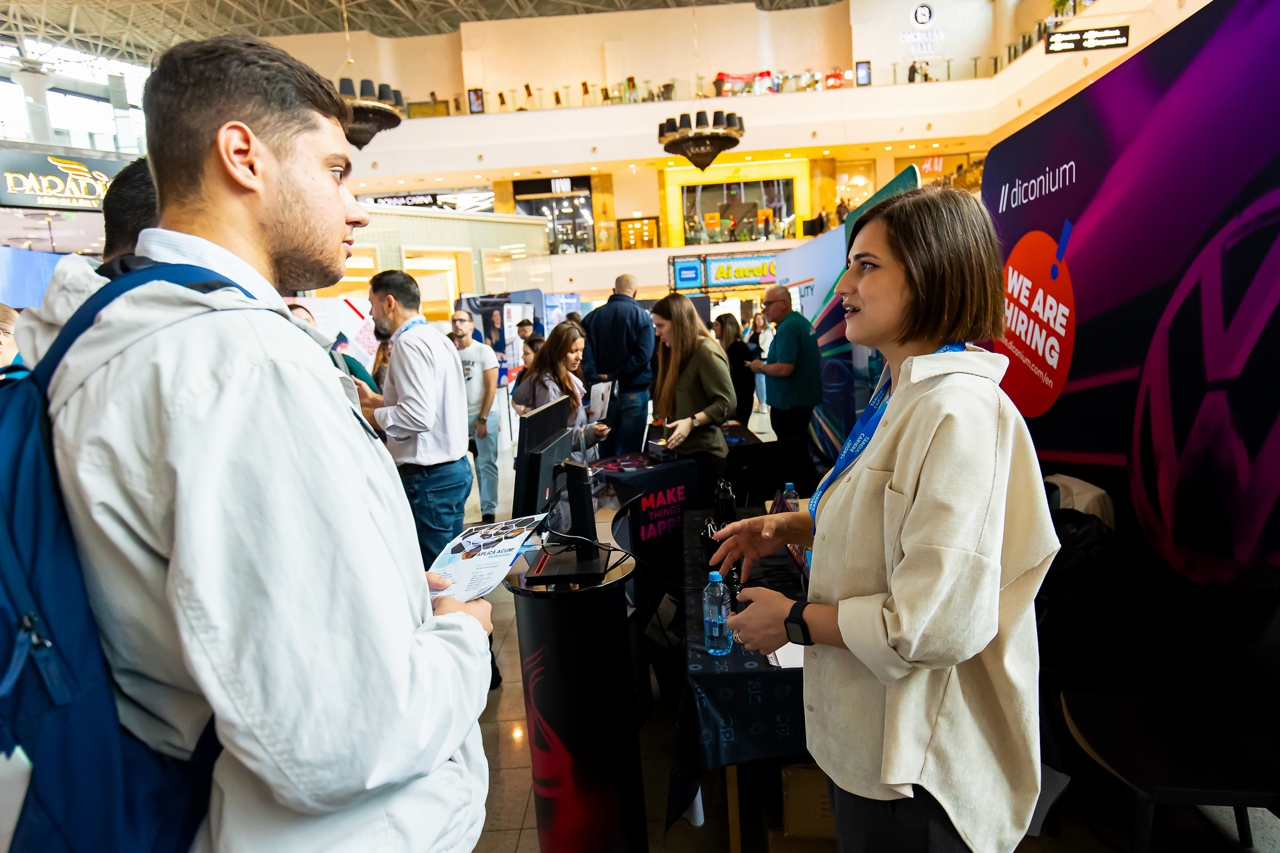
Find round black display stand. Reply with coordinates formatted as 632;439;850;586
506;565;648;853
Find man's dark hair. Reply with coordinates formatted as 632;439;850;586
102;157;158;260
143;35;351;206
369;270;421;311
516;319;533;328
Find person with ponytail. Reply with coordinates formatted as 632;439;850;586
650;294;736;506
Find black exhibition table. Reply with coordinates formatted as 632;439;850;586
665;509;808;831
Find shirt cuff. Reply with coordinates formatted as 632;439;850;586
373;406;395;432
838;594;914;685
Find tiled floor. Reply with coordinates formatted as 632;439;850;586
470;409;1278;853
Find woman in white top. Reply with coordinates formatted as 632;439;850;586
523;321;608;461
746;312;773;412
712;188;1059;853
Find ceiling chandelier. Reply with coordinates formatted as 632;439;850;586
659;110;745;171
334;0;402;149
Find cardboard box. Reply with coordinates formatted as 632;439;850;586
767;828;838;853
781;764;836;840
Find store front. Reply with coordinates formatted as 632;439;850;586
514;176;595;254
659;158;811;248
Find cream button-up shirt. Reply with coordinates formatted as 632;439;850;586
807;347;1059;853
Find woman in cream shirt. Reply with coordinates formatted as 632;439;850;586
713;188;1059;853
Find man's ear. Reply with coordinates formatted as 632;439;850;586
213;121;270;195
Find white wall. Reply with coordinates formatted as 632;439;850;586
851;0;995;85
458;2;851;104
351;0;1209;181
264;30;464;106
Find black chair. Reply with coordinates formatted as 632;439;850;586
1051;564;1280;852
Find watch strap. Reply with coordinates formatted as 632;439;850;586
786;600;813;646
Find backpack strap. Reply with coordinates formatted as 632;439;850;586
32;262;246;394
3;262;247;706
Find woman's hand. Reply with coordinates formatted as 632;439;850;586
725;587;792;655
711;513;804;583
593;423;610;441
666;417;694;449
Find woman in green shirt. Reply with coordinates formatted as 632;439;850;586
651;294;737;507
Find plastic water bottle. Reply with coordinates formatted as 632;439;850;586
703;571;732;656
782;482;800;513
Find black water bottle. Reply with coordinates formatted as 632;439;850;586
713;478;737;525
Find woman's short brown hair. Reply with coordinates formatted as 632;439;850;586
847;187;1005;344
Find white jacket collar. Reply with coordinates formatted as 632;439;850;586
136;228;285;308
900;345;1008;387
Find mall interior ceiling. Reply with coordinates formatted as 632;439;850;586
0;0;840;61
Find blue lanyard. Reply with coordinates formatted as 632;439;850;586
392;317;426;344
807;343;967;527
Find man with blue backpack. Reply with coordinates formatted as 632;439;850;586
1;34;494;853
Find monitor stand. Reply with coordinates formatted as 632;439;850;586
526;459;610;586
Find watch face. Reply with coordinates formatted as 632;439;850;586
785;621;804;644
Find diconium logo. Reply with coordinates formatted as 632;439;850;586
1131;186;1280;581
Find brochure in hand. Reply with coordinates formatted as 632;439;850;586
429;514;547;601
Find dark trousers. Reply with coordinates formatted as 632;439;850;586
400;457;472;567
682;450;727;509
599;388;650;458
770;405;814;442
828;779;970;853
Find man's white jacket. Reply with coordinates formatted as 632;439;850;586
16;252;490;852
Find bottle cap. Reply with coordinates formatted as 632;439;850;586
708;571;722;582
785;482;795;491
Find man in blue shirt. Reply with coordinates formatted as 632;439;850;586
581;274;655;457
749;285;822;443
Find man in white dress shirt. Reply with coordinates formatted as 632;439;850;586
16;35;492;852
357;271;473;565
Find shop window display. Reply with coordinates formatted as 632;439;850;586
681;179;794;245
515;176;595;254
835;160;877;219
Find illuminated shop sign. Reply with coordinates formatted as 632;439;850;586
672;256;704;289
1046;26;1130;53
0;152;125;210
707;254;777;286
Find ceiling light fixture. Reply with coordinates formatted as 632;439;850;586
885;145;892;150
932;143;940;148
552;169;559;174
659;109;745;171
823;150;830;155
475;174;482;179
514;172;521;176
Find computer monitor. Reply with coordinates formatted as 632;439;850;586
513;396;572;516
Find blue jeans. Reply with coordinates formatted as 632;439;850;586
755;372;767;406
470;409;500;517
400;457;472;567
600;388;650;458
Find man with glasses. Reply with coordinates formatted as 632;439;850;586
749;286;822;443
451;310;500;524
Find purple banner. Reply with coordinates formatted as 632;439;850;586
983;0;1280;581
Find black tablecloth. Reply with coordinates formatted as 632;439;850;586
665;510;808;829
722;421;763;448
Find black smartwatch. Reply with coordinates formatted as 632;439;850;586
784;600;814;646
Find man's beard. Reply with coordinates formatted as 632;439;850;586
265;171;345;296
373;316;392;339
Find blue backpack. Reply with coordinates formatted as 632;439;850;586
0;260;250;853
